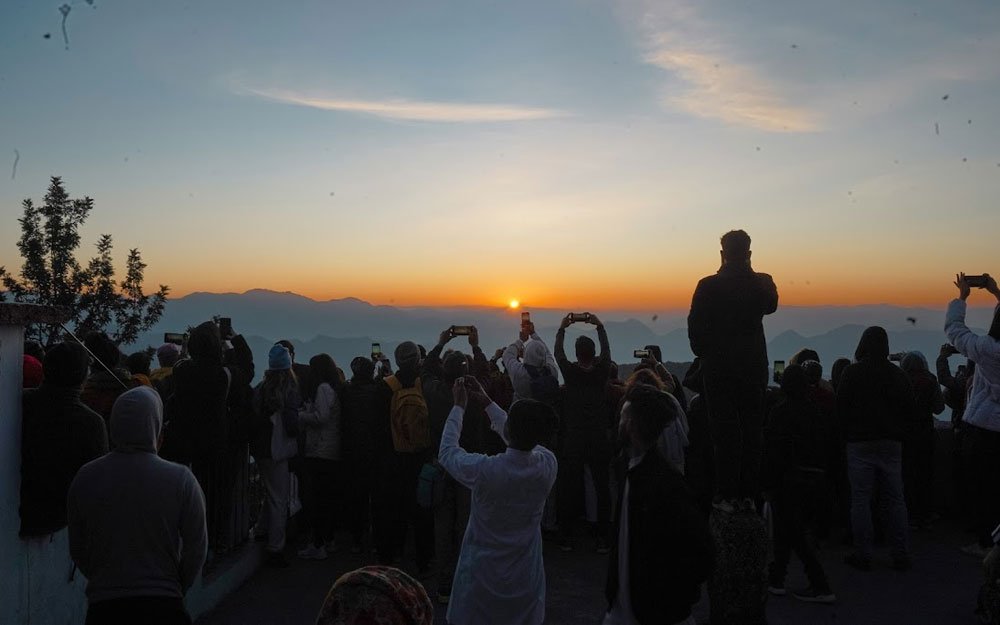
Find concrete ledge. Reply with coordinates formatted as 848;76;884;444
0;303;71;326
186;543;263;621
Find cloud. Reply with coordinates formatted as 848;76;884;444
624;0;821;132
238;87;568;123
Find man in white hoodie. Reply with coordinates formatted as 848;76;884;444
68;386;207;625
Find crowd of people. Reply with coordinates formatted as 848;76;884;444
16;230;1000;625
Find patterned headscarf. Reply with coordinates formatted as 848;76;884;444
315;566;433;625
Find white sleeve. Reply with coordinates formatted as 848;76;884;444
438;406;488;489
946;299;1000;365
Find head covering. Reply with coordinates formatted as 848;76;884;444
23;355;43;388
780;363;809;399
188;321;222;363
43;342;91;388
789;348;821;367
350;357;375;383
442;351;468;383
523;340;548;368
394;341;421;370
854;326;890;362
900;351;929;376
269;345;293;371
156;342;181;366
110;386;163;453
801;360;824;385
315;565;433;625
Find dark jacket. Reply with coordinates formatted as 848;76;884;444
162;357;228;463
555;325;612;434
20;385;109;536
606;449;713;625
837;329;918;443
80;368;132;425
421;345;502;455
342;377;390;460
687;263;778;386
763;395;825;491
936;355;972;425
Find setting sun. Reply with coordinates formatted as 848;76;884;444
509;300;520;309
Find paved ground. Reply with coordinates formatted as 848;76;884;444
197;521;986;625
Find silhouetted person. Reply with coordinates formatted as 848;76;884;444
838;326;916;571
502;320;559;405
438;377;557;625
20;342;108;537
68;387;206;625
763;365;835;604
554;312;613;552
688;229;778;511
341;357;383;553
899;351;944;528
80;331;131;424
604;384;712;625
150;343;181;399
830;357;851;393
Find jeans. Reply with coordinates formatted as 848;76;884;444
847;440;909;560
557;430;611;540
257;458;289;553
702;374;765;500
434;475;471;594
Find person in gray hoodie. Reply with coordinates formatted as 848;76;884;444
68;386;207;625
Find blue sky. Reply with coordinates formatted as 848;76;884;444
1;0;999;308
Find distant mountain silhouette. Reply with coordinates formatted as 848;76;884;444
132;289;990;382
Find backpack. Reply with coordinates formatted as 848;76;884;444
385;376;430;452
526;364;560;406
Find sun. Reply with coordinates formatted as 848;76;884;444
509;299;520;309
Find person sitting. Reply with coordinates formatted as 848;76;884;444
68;386;207;625
315;565;433;625
438;377;558;625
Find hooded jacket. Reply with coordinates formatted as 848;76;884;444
68;387;207;602
837;327;918;442
946;299;1000;433
502;334;559;405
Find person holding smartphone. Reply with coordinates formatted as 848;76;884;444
947;273;1000;557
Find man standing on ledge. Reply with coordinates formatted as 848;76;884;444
688;229;778;511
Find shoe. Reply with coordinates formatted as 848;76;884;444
890;556;912;571
596;538;611;554
264;552;289;568
961;543;990;558
768;585;787;596
712;498;737;514
792;587;836;604
297;544;328;561
843;552;872;571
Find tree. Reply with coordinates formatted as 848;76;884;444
0;176;169;346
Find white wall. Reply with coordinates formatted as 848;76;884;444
1;324;88;625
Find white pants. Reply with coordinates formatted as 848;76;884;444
258;458;289;553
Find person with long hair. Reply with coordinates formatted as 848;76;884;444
251;345;301;567
899;352;945;528
341;357;383;553
946;273;1000;556
296;353;344;560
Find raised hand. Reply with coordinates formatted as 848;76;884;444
469;326;480;348
452;378;468;410
439;328;454;347
954;273;971;301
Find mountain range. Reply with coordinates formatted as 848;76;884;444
132;289;993;380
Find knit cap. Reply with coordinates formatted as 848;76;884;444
269;344;292;371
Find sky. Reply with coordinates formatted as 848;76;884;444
1;0;999;310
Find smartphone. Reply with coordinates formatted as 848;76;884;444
164;332;186;346
569;313;591;323
452;325;473;336
521;312;530;322
218;317;233;338
944;344;960;356
966;274;989;288
634;349;650;359
371;343;381;359
773;360;785;375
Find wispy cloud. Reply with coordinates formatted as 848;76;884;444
624;0;821;132
238;87;568;123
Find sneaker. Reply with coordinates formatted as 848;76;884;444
891;556;912;571
961;543;990;558
768;585;787;596
792;587;836;604
297;544;328;561
596;538;611;555
843;552;872;571
264;551;289;568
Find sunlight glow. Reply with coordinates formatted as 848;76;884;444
509;300;520;309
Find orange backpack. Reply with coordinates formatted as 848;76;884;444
385;376;430;452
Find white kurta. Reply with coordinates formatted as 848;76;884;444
438;403;558;625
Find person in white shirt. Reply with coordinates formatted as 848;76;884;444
605;384;712;625
501;320;559;404
437;376;558;625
